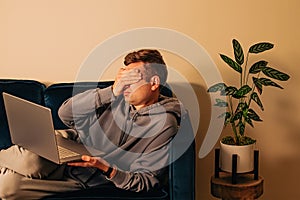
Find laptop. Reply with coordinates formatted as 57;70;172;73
3;92;103;164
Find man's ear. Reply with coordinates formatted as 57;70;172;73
150;75;160;91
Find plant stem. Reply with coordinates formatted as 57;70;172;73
247;71;261;106
228;95;240;144
228;96;234;115
244;52;250;85
231;122;239;144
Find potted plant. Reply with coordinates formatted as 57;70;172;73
208;39;290;172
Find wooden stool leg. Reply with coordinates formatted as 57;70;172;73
232;154;237;184
215;148;220;178
254;150;259;180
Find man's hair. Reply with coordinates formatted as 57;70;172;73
124;49;168;86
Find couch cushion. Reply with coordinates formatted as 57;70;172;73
0;79;46;149
44;81;114;129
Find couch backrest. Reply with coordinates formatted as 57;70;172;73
0;79;46;149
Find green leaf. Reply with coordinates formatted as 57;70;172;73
220;54;242;73
207;83;226;93
235;102;247;113
232;39;244;65
251;92;264;111
233;85;252;98
232;111;242;121
238;121;245;136
224;112;231;125
249;42;274;54
221;136;236;145
233;103;247;121
240;136;256;145
262;67;290;81
214;98;228;107
249;60;268;74
244;115;254;127
218;112;231;126
259;78;283;89
248;109;263;121
253;77;263;94
221;86;238;96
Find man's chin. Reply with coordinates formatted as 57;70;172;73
123;95;130;102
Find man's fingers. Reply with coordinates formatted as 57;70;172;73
81;155;91;162
120;70;142;81
67;161;89;167
120;72;142;86
67;155;98;167
82;155;99;165
67;156;110;174
113;67;143;96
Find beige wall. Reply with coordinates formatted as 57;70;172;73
1;0;300;199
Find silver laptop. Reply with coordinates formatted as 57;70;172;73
3;92;103;164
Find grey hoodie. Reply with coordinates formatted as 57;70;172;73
58;86;186;192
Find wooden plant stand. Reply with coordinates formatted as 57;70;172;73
211;148;264;200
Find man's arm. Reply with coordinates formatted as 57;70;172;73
58;86;113;129
68;117;178;192
68;137;172;192
58;67;141;128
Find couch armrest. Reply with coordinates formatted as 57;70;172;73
0;79;46;149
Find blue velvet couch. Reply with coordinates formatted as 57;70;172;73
0;79;195;200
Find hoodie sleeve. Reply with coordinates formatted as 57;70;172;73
58;86;114;130
110;142;173;192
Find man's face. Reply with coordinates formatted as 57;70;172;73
123;62;157;109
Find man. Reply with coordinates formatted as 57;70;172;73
0;49;186;199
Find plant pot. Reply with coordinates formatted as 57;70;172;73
220;141;255;173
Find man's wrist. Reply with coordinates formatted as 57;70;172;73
111;86;118;97
102;166;113;177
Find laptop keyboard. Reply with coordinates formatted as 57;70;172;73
58;146;80;159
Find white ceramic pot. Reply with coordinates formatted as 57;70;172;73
220;141;255;173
